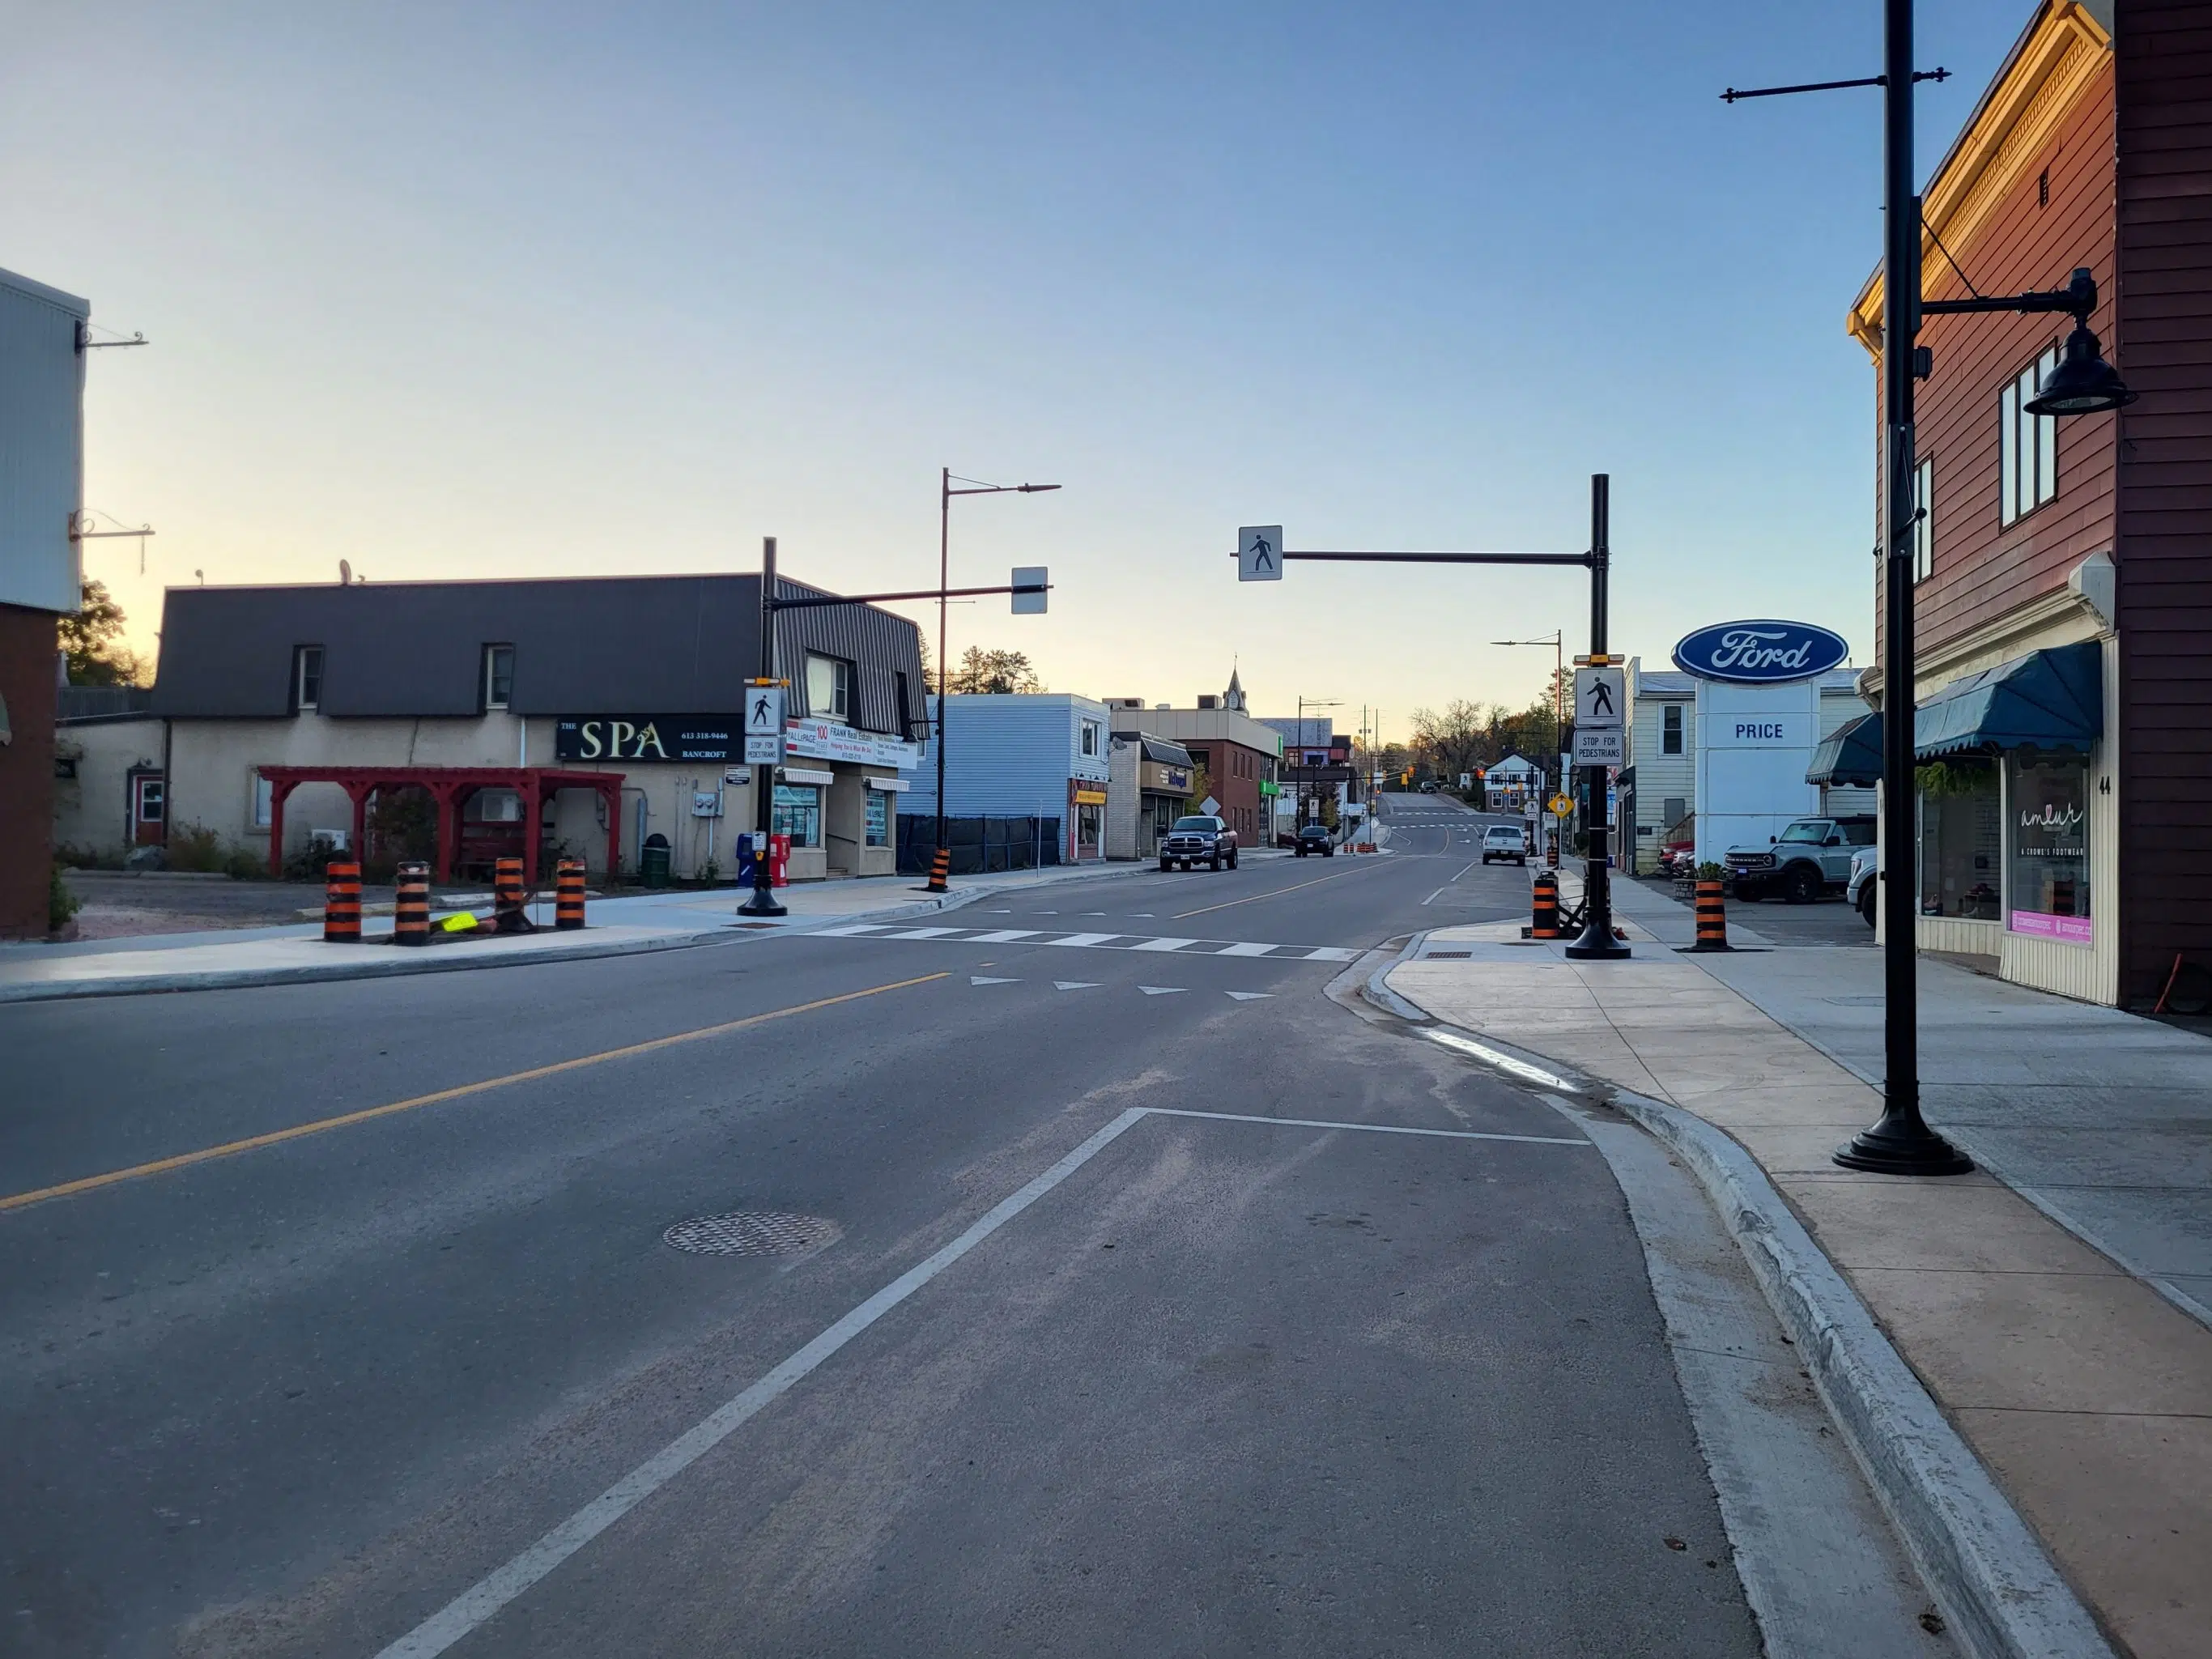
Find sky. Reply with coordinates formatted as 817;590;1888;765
3;1;2032;746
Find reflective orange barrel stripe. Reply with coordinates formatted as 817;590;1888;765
555;858;586;931
1530;872;1561;939
394;861;432;946
926;848;951;893
494;857;525;918
323;860;362;942
1691;878;1731;952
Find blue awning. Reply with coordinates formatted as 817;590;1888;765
1806;711;1882;786
1914;641;2102;760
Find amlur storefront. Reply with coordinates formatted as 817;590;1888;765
1816;628;2113;1005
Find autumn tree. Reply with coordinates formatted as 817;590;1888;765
58;580;144;686
946;646;1044;695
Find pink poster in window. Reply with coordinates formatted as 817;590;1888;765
2010;909;2092;945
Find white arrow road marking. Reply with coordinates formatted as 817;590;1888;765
1223;991;1273;1001
969;976;1020;985
1138;985;1186;996
1053;981;1100;990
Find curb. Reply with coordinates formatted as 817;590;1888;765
1376;955;2116;1659
1;861;1170;1004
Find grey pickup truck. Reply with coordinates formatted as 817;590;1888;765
1159;815;1239;872
1725;815;1875;904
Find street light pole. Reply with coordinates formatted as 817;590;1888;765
929;469;1061;894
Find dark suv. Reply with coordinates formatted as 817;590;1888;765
1294;824;1334;858
1160;815;1238;871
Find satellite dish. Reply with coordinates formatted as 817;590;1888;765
339;559;352;585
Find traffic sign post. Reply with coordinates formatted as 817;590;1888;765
1563;483;1627;959
740;539;790;917
1224;476;1626;958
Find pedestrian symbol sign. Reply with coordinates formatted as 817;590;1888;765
1573;666;1624;731
1548;793;1574;818
743;683;785;765
1237;526;1283;582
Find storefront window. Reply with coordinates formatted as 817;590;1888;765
865;789;891;848
1078;802;1102;853
772;784;822;847
1917;758;2000;921
2007;753;2091;945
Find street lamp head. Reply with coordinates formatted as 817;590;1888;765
2025;321;2137;416
1017;483;1062;493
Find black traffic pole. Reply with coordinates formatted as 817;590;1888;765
1719;1;2125;1174
739;536;788;918
1834;0;1971;1172
1565;474;1629;960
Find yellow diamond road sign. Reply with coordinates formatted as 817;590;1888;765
1548;794;1574;818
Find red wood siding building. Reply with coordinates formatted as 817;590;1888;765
1849;0;2212;1005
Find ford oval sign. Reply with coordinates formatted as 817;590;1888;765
1672;619;1849;684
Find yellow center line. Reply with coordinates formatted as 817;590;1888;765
0;972;951;1215
1171;860;1389;921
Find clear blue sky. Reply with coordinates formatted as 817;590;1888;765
3;1;2030;742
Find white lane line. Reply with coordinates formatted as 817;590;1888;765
966;929;1042;943
1045;933;1120;947
1217;942;1278;958
1129;937;1200;952
374;1108;1153;1659
1146;1108;1591;1146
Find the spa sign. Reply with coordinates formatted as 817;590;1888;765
555;717;736;762
1673;620;1850;685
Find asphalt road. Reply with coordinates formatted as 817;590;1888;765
1;794;1908;1657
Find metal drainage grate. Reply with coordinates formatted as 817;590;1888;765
1424;949;1473;959
663;1211;842;1257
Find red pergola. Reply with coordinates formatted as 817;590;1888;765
256;766;625;886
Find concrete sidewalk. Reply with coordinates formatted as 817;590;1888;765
0;857;1208;1003
1385;885;2210;1659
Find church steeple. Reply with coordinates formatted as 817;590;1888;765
1223;666;1246;712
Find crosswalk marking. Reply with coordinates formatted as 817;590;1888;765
807;922;1359;963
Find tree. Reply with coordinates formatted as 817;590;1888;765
1410;700;1488;785
946;646;1044;695
58;579;144;686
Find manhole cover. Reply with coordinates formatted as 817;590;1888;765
662;1211;842;1257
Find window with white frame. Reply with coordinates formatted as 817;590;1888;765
1999;346;2061;526
1913;456;1934;583
483;644;515;710
805;653;851;723
294;645;324;712
1079;719;1101;759
252;772;274;827
1661;705;1683;756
